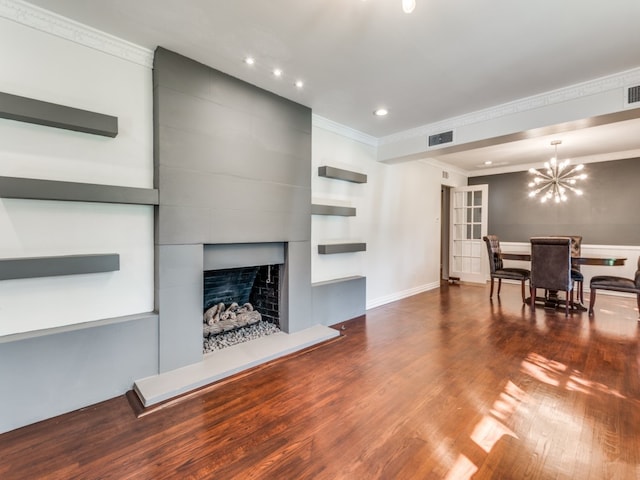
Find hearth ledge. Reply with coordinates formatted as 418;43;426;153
133;324;340;407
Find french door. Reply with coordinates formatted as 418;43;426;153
449;184;488;283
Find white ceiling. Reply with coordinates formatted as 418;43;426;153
24;0;640;173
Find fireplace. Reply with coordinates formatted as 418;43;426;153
202;264;281;353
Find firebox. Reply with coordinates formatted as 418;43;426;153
202;264;281;353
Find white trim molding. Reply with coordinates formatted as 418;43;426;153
313;114;378;147
0;0;154;68
366;281;441;310
422;158;469;179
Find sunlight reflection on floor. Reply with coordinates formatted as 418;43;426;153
521;352;627;399
445;345;633;479
444;381;524;479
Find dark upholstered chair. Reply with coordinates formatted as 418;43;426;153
569;236;584;304
530;237;573;316
551;235;584;304
483;235;530;302
589;257;640;318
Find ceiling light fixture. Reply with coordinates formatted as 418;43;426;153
528;140;587;203
273;68;282;77
244;56;255;65
402;0;416;13
374;108;388;116
294;80;304;88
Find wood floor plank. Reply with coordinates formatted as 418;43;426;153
1;283;640;479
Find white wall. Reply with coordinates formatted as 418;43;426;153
312;124;449;309
0;16;154;336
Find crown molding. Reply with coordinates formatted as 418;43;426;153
0;0;153;68
312;114;378;147
420;158;468;178
379;66;640;146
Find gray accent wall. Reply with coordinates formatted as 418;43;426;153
312;276;366;326
154;48;311;246
0;313;158;433
469;157;640;245
153;48;313;372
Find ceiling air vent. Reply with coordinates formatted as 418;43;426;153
428;130;453;147
628;85;640;105
442;171;449;179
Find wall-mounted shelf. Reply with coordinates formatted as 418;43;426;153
0;91;118;137
0;254;120;280
0;176;159;205
318;243;366;255
318;166;367;184
311;204;356;216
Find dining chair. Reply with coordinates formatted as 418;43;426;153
483;235;530;303
551;235;584;304
589;256;640;318
530;237;573;316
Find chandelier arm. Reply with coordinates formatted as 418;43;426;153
530;183;553;196
532;171;553;180
558;166;584;179
562;184;582;194
561;175;586;182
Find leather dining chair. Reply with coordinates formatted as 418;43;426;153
483;235;530;302
551;235;584;304
589;257;640;318
530;237;573;316
569;236;584;304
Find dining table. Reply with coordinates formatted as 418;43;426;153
500;251;627;311
500;252;626;266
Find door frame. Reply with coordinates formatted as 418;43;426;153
448;184;489;284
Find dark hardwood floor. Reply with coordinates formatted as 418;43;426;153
1;283;639;479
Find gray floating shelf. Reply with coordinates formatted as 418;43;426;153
311;204;356;216
318;243;366;254
0;91;118;137
318;166;367;184
0;254;120;281
0;176;159;205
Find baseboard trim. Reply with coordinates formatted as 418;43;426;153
366;281;441;310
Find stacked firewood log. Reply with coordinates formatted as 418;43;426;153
203;302;262;337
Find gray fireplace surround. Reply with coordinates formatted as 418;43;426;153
139;48;362;404
153;47;321;373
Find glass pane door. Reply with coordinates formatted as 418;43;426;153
449;184;488;283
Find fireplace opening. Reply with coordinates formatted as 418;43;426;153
203;264;281;353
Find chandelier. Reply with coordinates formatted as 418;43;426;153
527;140;587;203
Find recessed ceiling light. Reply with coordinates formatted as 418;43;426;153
273;68;283;77
484;160;492;165
402;0;416;13
244;56;255;65
374;108;388;116
294;80;304;88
